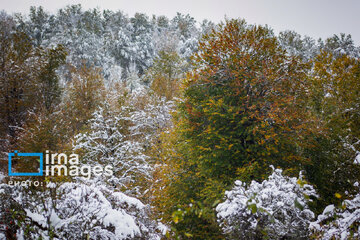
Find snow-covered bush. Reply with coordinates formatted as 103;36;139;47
216;167;317;239
0;182;162;240
310;183;360;240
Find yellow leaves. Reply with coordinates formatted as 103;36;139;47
297;179;305;187
260;121;268;128
208;98;216;105
198;146;211;152
264;134;272;140
240;117;248;124
172;210;184;224
258;139;265;145
335;193;342;199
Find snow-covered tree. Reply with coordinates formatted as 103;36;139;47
9;5;201;85
128;89;174;146
126;64;143;91
323;33;360;58
216;167;317;239
278;30;318;60
74;104;151;193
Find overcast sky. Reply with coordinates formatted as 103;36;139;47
1;0;360;45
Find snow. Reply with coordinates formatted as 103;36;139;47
0;172;4;182
113;192;145;209
0;6;198;240
355;153;360;164
0;181;161;239
103;208;140;238
323;204;335;215
0;87;173;239
157;222;169;235
46;182;56;188
217;166;317;239
50;210;62;229
310;184;360;239
73;104;152;190
25;209;47;228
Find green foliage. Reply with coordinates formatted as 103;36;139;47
155;19;321;238
180;19;315;181
304;50;360;212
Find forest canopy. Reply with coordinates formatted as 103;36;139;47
0;5;360;240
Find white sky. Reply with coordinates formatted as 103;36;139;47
1;0;360;45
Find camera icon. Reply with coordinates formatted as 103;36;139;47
8;151;43;176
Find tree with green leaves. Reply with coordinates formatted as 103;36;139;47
153;19;321;238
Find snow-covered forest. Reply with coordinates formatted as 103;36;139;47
0;4;360;239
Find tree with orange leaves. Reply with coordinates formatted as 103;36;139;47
154;19;320;238
180;19;316;181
